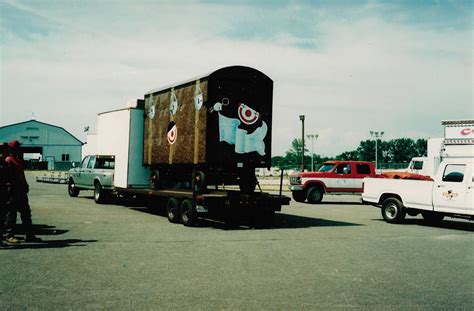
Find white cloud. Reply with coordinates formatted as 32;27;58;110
1;1;471;157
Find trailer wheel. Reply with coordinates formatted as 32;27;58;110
239;169;257;194
150;170;160;190
166;197;180;223
292;191;306;203
180;199;197;227
94;181;107;204
192;170;207;194
68;178;80;197
307;186;323;204
422;212;444;225
381;197;406;224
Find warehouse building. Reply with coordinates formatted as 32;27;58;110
0;119;83;170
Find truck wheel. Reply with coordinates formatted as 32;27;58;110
422;212;444;225
68;178;80;197
166;197;180;223
307;186;323;204
192;170;207;194
381;198;406;224
94;181;106;204
150;170;160;190
180;199;197;227
239;167;257;194
292;191;306;203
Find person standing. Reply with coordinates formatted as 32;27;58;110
0;143;14;246
5;140;42;243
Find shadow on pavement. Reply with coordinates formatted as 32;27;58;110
12;224;69;236
1;239;98;250
2;224;98;249
130;206;362;230
372;218;474;232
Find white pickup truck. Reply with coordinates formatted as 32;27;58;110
362;158;473;224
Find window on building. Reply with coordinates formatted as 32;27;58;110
62;154;70;161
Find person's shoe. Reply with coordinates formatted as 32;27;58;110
25;235;42;242
6;236;21;244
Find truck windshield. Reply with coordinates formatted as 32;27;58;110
318;163;335;172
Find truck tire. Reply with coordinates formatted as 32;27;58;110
94;181;107;204
150;170;160;190
68;178;80;197
192;170;207;194
239;167;257;194
381;197;406;224
422;212;444;225
166;197;180;223
307;186;323;204
180;199;198;227
292;191;306;203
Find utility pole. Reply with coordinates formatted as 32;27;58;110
307;134;319;171
370;130;384;173
299;115;305;172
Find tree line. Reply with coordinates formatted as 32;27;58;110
272;138;427;170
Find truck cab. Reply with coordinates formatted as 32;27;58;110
289;160;376;203
68;155;115;203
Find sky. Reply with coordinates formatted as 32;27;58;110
1;0;472;157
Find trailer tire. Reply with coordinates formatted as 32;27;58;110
292;191;306;203
193;170;207;194
180;199;197;227
422;212;444;225
307;186;323;204
239;170;257;194
166;197;180;223
381;197;406;224
150;170;160;190
68;178;80;197
94;181;107;204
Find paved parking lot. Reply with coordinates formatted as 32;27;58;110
1;173;473;309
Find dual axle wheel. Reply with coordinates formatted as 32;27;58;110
166;197;198;227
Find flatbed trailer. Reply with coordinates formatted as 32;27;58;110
115;185;291;227
79;66;291;227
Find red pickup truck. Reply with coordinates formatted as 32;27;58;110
288;161;376;203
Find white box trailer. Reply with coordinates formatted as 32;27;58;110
97;107;150;189
406;120;473;177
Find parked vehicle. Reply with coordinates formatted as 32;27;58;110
68;66;290;226
68;155;115;203
405;138;443;177
363;120;474;224
288;161;376;203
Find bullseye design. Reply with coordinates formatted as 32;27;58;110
238;103;259;125
167;122;178;144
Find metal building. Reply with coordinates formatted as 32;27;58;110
0;119;83;170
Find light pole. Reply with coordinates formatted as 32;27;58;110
307;134;319;171
370;130;384;173
299;115;305;172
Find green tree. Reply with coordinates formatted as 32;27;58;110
336;150;359;161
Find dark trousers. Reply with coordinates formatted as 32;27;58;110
5;193;33;237
0;202;5;239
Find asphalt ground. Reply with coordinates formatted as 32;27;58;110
1;173;473;310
